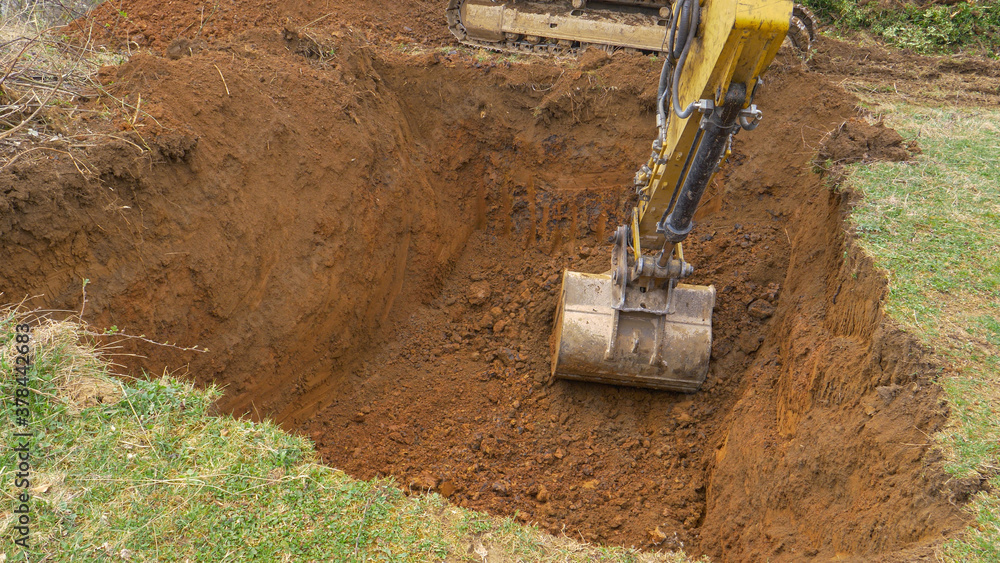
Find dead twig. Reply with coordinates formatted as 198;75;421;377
213;64;230;96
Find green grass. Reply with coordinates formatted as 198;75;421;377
801;0;1000;55
0;311;695;562
840;103;1000;561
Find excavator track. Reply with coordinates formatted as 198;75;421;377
446;0;672;56
447;0;817;57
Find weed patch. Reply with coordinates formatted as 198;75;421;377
802;0;1000;55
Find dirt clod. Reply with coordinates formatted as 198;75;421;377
747;299;776;319
648;526;667;545
467;281;492;305
409;472;439;492
536;485;549;503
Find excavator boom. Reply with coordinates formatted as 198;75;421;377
550;0;792;391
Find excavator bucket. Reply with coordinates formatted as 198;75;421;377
551;270;714;392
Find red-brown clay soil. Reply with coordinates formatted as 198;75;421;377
2;1;995;560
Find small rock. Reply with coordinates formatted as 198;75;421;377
492;318;508;334
747;299;775;320
491;481;510;495
499;347;518;365
351;412;365;423
648;526;667;544
467;281;492;305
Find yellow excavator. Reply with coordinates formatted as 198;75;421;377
450;0;799;392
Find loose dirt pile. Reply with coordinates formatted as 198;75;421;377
1;1;993;560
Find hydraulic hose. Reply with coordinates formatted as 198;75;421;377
670;0;701;119
656;3;679;136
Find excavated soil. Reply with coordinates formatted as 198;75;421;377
2;1;995;560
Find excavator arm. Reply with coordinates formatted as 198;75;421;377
551;0;792;391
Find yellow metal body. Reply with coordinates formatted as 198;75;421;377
635;0;791;249
551;0;791;392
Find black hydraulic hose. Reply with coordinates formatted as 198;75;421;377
670;0;692;61
656;58;671;133
671;0;700;119
667;0;683;62
657;3;680;132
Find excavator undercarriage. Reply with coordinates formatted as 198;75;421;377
448;0;816;56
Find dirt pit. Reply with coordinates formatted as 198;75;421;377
0;3;986;560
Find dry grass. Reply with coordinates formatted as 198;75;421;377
0;4;140;172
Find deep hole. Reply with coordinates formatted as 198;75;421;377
0;37;967;561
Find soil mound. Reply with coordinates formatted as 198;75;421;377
809;37;1000;107
817;118;915;164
